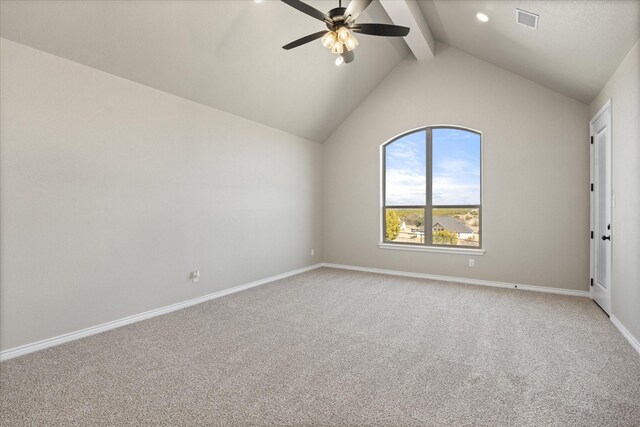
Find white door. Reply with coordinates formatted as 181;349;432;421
591;103;612;314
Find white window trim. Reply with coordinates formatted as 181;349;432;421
378;243;485;255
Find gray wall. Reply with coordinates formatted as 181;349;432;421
0;39;323;351
590;40;640;342
323;43;590;291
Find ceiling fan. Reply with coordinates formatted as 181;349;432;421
280;0;410;65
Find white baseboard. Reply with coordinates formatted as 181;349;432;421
321;263;591;297
611;315;640;355
0;263;323;362
3;262;618;362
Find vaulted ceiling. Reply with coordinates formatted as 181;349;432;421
1;1;638;142
0;0;410;142
419;0;640;104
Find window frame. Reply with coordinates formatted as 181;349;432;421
380;125;483;252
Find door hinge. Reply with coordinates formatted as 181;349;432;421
590;278;593;287
591;183;594;192
590;136;593;145
591;231;594;239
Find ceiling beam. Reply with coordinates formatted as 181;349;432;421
379;0;435;61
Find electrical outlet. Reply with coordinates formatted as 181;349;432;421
311;249;315;256
468;259;475;268
191;270;200;283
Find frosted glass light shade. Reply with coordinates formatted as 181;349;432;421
321;32;337;49
345;34;359;51
337;27;350;42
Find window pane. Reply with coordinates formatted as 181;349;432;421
385;131;426;205
385;208;425;244
432;129;480;205
432;208;480;247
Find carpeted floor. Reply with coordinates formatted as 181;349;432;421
2;267;639;426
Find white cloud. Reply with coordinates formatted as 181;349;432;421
386;169;426;205
388;149;414;160
435;159;479;176
387;141;423;171
386;168;479;205
432;176;479;205
432;157;480;204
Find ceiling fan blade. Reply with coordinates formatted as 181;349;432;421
351;23;410;37
282;30;329;50
344;0;373;23
342;50;355;64
280;0;330;23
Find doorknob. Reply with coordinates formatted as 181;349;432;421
602;235;611;241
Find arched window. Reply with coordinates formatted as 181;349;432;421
382;126;482;248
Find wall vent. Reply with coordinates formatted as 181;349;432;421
516;9;539;29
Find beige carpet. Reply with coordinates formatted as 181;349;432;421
2;267;639;426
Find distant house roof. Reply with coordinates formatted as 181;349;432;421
432;216;473;234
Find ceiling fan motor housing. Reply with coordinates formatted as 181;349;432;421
327;7;348;29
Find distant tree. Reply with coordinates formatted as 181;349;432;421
415;216;424;229
396;209;421;226
386;210;401;240
433;230;458;245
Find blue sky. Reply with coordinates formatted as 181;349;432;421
386;129;480;205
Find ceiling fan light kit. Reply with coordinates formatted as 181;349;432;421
281;0;409;65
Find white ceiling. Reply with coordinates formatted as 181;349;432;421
419;0;640;104
0;0;409;143
1;1;639;141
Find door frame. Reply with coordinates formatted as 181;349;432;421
589;99;612;314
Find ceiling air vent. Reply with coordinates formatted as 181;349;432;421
516;9;539;29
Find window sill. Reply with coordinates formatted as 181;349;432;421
378;243;485;255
